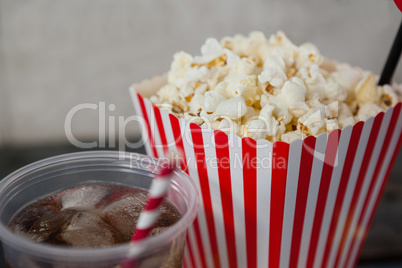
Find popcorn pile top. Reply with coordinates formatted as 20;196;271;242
149;31;401;142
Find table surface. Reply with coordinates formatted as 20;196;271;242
0;144;401;267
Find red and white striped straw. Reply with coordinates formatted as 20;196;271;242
131;162;176;241
122;159;176;267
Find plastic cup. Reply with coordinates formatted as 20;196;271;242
0;151;199;268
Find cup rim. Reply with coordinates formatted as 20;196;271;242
0;150;199;263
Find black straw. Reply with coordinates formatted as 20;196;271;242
378;20;402;86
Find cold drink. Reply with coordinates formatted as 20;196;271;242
0;152;199;268
9;184;181;248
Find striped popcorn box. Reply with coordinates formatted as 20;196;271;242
129;75;402;268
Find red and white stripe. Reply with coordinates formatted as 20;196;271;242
348;104;402;267
131;163;175;241
131;85;402;268
280;139;303;268
256;139;272;268
314;126;354;268
122;159;175;268
297;134;327;268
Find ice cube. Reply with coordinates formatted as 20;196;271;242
10;206;74;243
155;202;181;228
61;185;110;210
33;209;76;244
61;211;124;248
102;192;147;241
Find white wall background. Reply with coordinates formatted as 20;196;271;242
0;0;401;146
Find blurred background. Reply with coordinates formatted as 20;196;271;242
0;0;401;266
0;0;401;145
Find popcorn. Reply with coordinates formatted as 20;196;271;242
339;102;353;118
167;51;193;87
179;84;195;101
258;66;287;88
194;83;209;95
243;119;270;140
260;93;270;108
323;78;347;102
325;119;339;133
258;102;275;118
150;31;401;142
244;31;268;65
330;63;363;102
379;84;399;108
297;63;326;99
258;105;287;141
281;130;303;143
355;73;378;105
339;116;355;128
267;31;298;53
193;38;226;65
306;97;322;109
243;116;284;141
237;57;259;75
221;34;248;57
217;119;240;136
262;95;293;124
184;66;211;84
242;106;260;125
215;81;229;97
184;112;204;126
325;101;339;119
199;110;219;123
338;102;355;128
281;77;310;114
225;50;242;69
259;77;309;123
295;43;324;69
356;103;383;122
149;95;159;104
204;91;226;113
157;85;180;102
321;58;337;73
189;93;204;114
173;98;189;114
215;96;248;120
298;106;326;136
262;46;295;71
263;54;285;71
224;73;259;105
